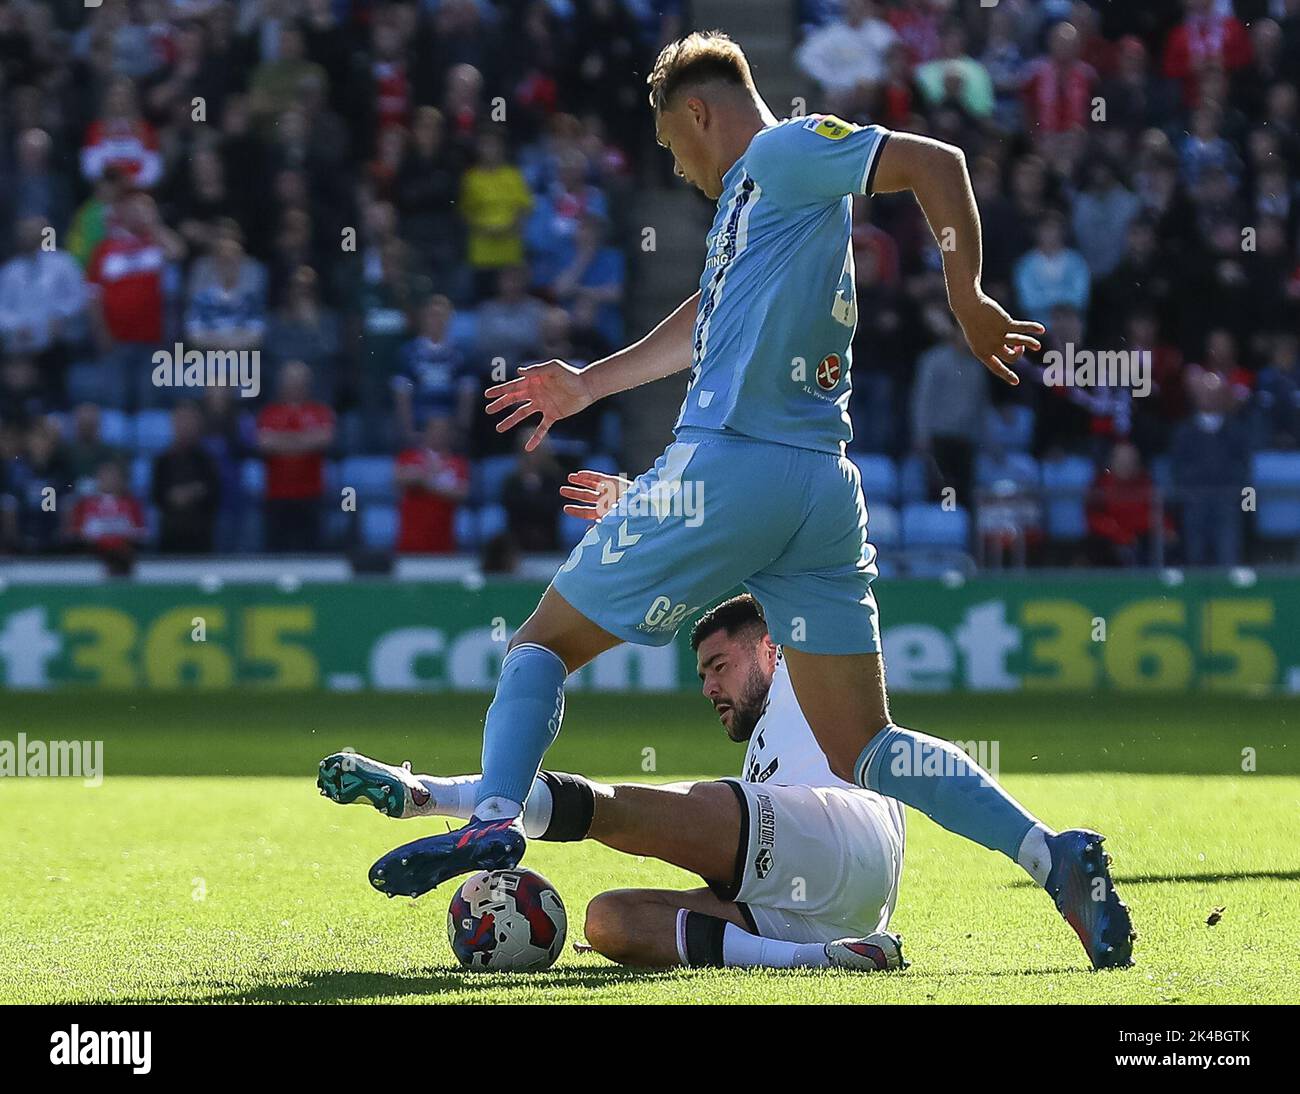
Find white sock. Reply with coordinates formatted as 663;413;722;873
414;774;480;818
415;774;552;836
1016;823;1056;888
721;923;830;969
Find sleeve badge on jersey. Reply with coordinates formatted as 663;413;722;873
805;114;854;140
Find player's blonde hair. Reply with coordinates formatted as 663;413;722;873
647;31;757;114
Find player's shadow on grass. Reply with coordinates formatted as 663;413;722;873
1010;867;1300;888
118;966;681;1005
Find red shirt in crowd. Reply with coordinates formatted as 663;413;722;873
1022;57;1098;134
1163;12;1252;105
87;231;166;343
80;118;163;188
257;401;336;500
1087;470;1170;548
72;492;147;551
396;447;470;553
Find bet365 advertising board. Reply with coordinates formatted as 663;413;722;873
0;574;1294;694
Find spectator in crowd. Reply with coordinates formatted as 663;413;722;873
1;419;73;554
0;216;88;391
394;414;471;555
1021;22;1098;151
909;303;988;511
796;0;899;115
184;235;267;354
1013;212;1091;318
1162;0;1253;108
526;150;608;290
257;360;335;553
393;294;472;446
249;25;329;133
5;128;74;246
460;130;533;300
1254;332;1300;449
396;106;466;291
550;215;626;347
1086;441;1169;566
501;436;565;553
475;264;547;378
264;265;341;388
69;459;148;575
86;190;186;410
0;355;48;426
67;403;120;494
1071;160;1141;279
152;401;221;554
1170;370;1251;567
914;22;994;120
200;387;257;554
80;77;163;190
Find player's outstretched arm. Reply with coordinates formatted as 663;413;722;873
484;290;700;451
871;133;1044;383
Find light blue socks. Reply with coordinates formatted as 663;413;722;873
475;643;567;820
855;724;1037;861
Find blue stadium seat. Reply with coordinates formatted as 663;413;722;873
867;501;900;548
134;410;173;455
338;455;395;505
240;458;265;499
985;405;1036;452
901;502;970;548
899;453;928;502
853;454;899;504
130;454;152;498
474;455;517;505
454;506;479;549
1252;451;1300;540
479;502;508;542
975;451;1039;491
360;503;398;549
1039;455;1094;540
98;409;131;447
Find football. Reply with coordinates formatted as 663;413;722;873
447;869;568;972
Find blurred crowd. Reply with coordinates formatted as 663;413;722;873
0;0;680;566
800;0;1300;566
1;0;1299;572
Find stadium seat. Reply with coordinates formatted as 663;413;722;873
240;458;265;499
853;454;899;504
1039;455;1094;540
1252;451;1300;540
338;455;396;505
901;502;970;549
134;410;173;455
899;453;929;502
975;451;1039;491
474;455;517;506
130;454;153;498
984;405;1036;452
98;409;131;448
360;503;398;549
867;501;900;548
558;512;591;548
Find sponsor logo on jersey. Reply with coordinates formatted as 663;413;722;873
753;790;776;878
816;353;842;390
804;114;854;140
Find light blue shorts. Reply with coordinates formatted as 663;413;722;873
551;428;881;655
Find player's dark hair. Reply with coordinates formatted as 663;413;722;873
689;593;766;651
647;31;756;114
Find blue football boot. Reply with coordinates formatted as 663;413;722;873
369;817;526;899
1044;829;1136;970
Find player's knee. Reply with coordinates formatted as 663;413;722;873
583;890;636;960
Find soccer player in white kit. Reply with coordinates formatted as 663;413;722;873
321;593;907;972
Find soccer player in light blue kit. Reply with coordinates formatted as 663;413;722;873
321;32;1135;969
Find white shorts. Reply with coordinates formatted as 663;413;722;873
710;778;906;945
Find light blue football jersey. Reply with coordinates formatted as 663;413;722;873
674;114;891;454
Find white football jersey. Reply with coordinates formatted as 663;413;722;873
740;653;870;794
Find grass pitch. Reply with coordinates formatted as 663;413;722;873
1;692;1297;1004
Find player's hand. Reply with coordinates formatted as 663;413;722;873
559;470;634;521
950;291;1044;385
484;359;595;452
